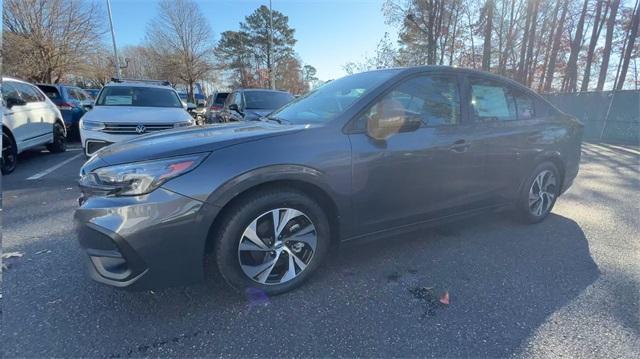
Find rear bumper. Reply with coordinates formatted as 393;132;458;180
74;188;220;290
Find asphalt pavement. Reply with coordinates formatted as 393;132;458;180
1;142;639;358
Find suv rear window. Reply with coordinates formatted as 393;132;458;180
244;91;293;110
214;93;228;105
37;85;61;100
96;86;182;108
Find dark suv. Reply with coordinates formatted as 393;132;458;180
217;89;294;122
75;67;583;295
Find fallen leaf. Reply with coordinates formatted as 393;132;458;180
439;291;450;305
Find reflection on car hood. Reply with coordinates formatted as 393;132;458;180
88;121;307;167
83;106;192;124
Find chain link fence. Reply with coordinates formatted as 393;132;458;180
544;90;639;144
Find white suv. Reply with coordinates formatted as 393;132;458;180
79;79;194;156
2;77;67;174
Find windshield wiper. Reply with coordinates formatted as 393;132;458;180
261;116;288;124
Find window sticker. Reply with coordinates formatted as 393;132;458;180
472;85;510;117
104;96;132;105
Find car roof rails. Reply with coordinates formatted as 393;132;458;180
110;78;172;87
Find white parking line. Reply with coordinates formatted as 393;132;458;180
26;153;83;180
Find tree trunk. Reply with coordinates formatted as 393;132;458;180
538;0;562;91
581;0;607;91
596;0;620;91
482;0;494;71
562;0;589;92
524;0;540;86
615;0;639;90
543;0;569;92
518;0;534;83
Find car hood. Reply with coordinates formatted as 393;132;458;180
85;121;308;168
83;106;192;124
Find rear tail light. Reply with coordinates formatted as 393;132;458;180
209;105;222;111
58;103;74;110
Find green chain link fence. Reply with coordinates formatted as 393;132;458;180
544;90;639;144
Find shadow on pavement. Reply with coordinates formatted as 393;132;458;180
3;211;600;357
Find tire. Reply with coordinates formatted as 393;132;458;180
516;162;560;224
2;130;18;175
46;122;66;153
214;189;331;295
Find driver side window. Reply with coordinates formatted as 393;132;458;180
359;75;460;131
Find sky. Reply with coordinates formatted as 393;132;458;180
108;0;398;81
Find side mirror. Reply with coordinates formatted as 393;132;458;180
367;113;422;140
181;101;188;109
228;103;242;113
6;97;27;109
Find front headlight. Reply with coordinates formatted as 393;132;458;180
174;119;194;128
79;153;208;196
81;120;105;131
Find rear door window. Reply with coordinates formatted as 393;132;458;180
470;79;517;122
14;82;42;103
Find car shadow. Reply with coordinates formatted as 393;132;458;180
2;211;600;357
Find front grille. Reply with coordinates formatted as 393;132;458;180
102;123;174;135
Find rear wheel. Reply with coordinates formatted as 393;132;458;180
2;131;18;175
517;162;560;223
46;122;66;153
214;189;330;295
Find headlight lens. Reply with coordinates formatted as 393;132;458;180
81;120;105;131
79;153;208;196
174;119;194;128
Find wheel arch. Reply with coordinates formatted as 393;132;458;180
54;117;68;137
522;151;566;195
2;125;18;152
204;167;343;254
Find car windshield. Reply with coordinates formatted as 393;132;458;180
244;91;293;109
269;70;398;124
96;86;182;108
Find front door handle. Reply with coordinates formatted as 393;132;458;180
449;139;470;153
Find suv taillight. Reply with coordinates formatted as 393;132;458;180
210;105;222;111
58;102;74;110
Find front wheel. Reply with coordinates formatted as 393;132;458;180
46;122;66;153
2;131;18;175
517;162;560;223
214;189;331;295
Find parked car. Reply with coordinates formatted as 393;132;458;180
2;77;66;174
217;89;294;122
84;89;101;99
79;79;194;156
75;67;583;295
204;91;229;123
36;84;93;136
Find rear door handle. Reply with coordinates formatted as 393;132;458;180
449;139;470;153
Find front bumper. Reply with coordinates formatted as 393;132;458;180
74;188;219;290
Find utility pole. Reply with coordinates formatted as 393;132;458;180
106;0;121;78
269;0;275;89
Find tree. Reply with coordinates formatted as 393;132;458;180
562;0;590;92
543;0;569;92
481;0;494;71
615;0;639;90
302;65;318;89
146;0;214;102
240;5;297;89
596;0;621;90
3;0;104;83
581;0;608;91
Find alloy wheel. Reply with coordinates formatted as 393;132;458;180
238;208;317;285
528;170;557;217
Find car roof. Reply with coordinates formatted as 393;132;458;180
104;82;176;90
3;77;34;85
237;88;291;94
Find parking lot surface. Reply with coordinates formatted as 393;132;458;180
2;142;639;358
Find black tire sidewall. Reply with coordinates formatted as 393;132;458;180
1;131;18;174
518;162;560;223
215;189;331;295
47;123;66;153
